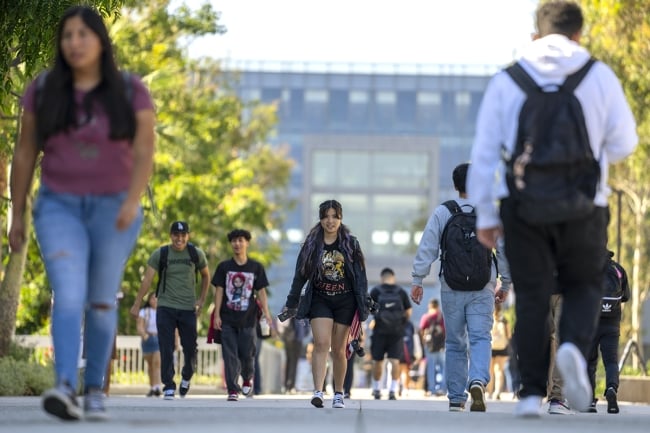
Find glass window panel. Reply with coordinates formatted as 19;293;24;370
372;230;390;245
417;91;441;105
392;230;410;245
312;150;338;187
371;152;429;189
305;89;328;103
340;152;369;188
350;91;369;104
329;90;349;124
376;91;396;104
397;91;416;124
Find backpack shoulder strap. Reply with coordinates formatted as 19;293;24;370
155;245;170;296
442;200;462;215
505;62;540;96
186;243;200;266
562;58;596;92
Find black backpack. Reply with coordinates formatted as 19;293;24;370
439;200;494;291
374;284;406;334
504;59;600;225
600;260;627;318
155;243;200;296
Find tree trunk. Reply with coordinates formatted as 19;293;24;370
0;197;30;357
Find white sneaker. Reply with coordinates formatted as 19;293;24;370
332;393;345;408
556;342;592;412
514;396;543;418
548;398;573;415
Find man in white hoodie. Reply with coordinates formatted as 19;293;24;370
467;1;637;418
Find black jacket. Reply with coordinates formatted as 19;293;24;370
285;237;369;322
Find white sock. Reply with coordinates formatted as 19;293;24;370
390;380;399;392
372;380;381;391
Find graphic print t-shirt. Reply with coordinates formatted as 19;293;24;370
212;258;269;327
314;241;351;296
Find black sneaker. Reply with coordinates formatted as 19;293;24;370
605;387;619;414
469;380;486;412
42;383;83;421
449;402;465;412
179;379;190;398
584;398;598;413
388;391;397;400
372;389;381;400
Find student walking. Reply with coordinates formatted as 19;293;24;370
419;299;446;396
369;267;412;400
279;199;370;409
211;229;272;401
467;0;637;417
586;251;630;414
411;163;511;413
130;221;210;401
137;293;162;397
9;5;155;421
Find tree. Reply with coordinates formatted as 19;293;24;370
0;0;126;357
580;0;650;354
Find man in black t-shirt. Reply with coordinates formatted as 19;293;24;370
212;229;272;401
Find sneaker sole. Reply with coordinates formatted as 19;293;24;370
469;386;486;412
606;389;619;414
556;343;591;412
449;406;464;412
42;389;82;421
332;403;345;408
311;396;324;408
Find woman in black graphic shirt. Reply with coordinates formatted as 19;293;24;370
280;200;369;409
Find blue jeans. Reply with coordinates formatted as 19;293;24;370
441;286;494;404
425;350;446;394
33;186;142;392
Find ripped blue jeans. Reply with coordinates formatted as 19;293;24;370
33;185;142;392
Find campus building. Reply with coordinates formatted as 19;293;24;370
226;61;499;314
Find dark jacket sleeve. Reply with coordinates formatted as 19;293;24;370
286;257;308;309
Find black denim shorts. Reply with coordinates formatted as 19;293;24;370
309;290;356;326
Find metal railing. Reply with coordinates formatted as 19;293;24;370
618;338;648;376
14;335;285;393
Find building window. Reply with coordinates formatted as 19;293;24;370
329;90;349;125
396;91;416;125
375;91;396;128
349;90;369;126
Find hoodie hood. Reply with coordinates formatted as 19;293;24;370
519;34;591;84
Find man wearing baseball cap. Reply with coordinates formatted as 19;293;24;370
130;220;210;400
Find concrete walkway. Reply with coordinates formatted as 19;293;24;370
1;390;649;433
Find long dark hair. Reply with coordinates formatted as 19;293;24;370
36;5;135;146
297;200;365;280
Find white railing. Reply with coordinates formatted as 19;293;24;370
14;335;285;393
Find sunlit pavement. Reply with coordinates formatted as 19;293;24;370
1;389;649;433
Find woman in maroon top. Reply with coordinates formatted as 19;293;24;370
9;5;154;422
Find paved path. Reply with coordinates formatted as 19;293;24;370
1;391;648;433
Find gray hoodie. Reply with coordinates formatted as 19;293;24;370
411;197;512;293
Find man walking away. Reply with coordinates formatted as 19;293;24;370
369;268;412;400
411;163;512;413
467;1;637;417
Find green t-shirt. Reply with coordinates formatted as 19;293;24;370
148;245;208;310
